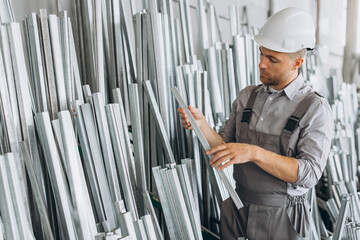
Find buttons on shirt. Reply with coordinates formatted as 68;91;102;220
260;117;264;121
269;97;273;101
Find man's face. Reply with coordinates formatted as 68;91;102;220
258;46;295;90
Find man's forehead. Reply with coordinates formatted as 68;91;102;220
259;46;289;57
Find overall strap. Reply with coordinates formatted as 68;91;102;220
281;91;323;154
241;85;262;123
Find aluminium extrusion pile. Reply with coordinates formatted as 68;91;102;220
1;0;360;240
308;48;360;239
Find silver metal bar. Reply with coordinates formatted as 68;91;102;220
25;13;48;113
325;198;339;223
39;9;58;119
233;35;247;92
105;104;139;221
0;34;19;154
48;15;67;111
0;154;20;240
221;49;230;118
4;153;34;239
207;47;223;115
58;111;97;239
69;19;84;104
208;5;219;46
171;87;244;209
60;11;73;109
112;88;137;188
143;191;164;240
141;214;157;240
0;216;3;240
20;142;54;240
95;0;105;98
34;112;77;239
197;0;209;53
72;100;106;223
129;84;147;216
143;80;176;164
7;22;44;216
176;164;202;239
333;195;350;240
0;25;21;140
117;211;137;238
80;103;117;229
152;166;179;239
134;219;148;240
184;0;194;57
93;93;122;202
102;0;116;102
119;0;137;82
178;0;190;63
165;167;195;239
227;48;237;104
51;119;67;173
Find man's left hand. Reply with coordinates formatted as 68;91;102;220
207;143;259;170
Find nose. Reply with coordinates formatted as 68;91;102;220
259;56;267;69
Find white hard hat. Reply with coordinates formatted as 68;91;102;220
254;7;316;53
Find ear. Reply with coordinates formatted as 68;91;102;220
291;58;304;71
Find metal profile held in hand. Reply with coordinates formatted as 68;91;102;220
171;87;244;210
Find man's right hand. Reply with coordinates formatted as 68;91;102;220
177;106;205;130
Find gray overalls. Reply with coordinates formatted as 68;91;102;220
220;86;320;240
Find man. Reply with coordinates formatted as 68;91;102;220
178;7;333;240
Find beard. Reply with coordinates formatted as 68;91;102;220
259;69;292;87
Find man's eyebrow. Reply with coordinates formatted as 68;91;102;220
259;47;279;61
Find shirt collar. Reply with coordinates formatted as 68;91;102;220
256;72;305;100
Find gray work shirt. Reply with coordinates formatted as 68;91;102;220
219;73;333;196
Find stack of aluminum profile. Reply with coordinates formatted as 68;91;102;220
2;0;359;239
307;47;360;239
0;5;163;239
152;162;202;240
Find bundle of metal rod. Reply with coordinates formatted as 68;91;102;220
23;9;84;119
73;0;136;104
153;163;202;240
307;53;360;238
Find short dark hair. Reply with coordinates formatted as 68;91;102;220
289;48;307;60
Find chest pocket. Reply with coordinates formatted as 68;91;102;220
238;86;322;157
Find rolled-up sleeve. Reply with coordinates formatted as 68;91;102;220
294;98;333;188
